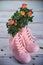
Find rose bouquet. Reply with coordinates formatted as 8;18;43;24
6;4;34;37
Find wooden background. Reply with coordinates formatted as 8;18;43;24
0;0;43;58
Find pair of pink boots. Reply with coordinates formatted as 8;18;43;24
10;26;39;63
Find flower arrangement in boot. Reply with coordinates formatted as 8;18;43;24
6;4;39;63
6;3;33;37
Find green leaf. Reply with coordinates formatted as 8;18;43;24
20;7;29;13
40;47;43;49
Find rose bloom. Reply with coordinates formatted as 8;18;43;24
20;11;25;16
27;11;32;16
22;4;27;8
8;20;14;25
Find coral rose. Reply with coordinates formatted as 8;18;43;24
22;4;27;8
8;20;14;25
27;11;32;16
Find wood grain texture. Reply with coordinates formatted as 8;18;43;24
0;1;43;10
0;1;43;58
0;12;43;22
0;38;43;57
0;23;43;38
0;1;43;22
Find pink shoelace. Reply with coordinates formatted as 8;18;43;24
26;26;35;43
14;33;27;54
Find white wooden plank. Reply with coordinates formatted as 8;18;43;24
0;12;43;23
0;1;43;23
0;1;43;11
0;38;43;57
0;39;12;57
0;39;9;49
0;55;43;65
33;12;43;22
0;38;43;48
28;23;43;36
0;23;8;38
0;23;43;38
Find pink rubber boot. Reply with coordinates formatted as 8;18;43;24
10;33;31;63
21;26;39;52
